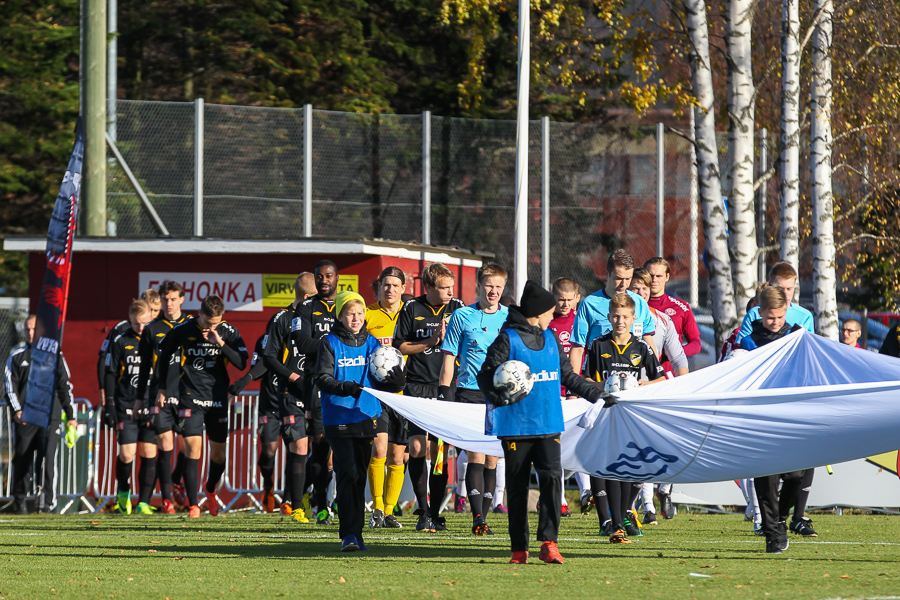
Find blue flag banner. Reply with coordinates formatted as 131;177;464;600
22;118;84;429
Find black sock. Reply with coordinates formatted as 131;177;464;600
429;469;449;520
283;457;293;505
116;458;131;493
206;460;226;494
289;453;307;509
408;456;428;513
792;469;815;521
591;477;610;523
183;457;200;506
466;463;485;519
483;467;497;511
258;451;275;490
171;451;186;486
157;450;173;501
138;457;156;504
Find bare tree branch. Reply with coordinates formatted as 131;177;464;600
837;234;900;252
834;122;900;142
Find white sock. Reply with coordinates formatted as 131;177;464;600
493;458;505;507
456;451;468;496
641;483;655;513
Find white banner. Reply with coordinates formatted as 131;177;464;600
139;272;263;311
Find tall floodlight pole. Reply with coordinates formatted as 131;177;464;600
83;0;107;236
514;0;530;299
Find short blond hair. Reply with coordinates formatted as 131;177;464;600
295;272;316;298
552;277;580;296
631;268;651;288
422;263;454;289
609;293;635;314
130;299;151;318
140;288;161;306
477;263;508;284
758;286;788;311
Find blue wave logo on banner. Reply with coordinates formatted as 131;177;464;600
595;442;679;480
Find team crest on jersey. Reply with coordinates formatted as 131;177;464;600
313;311;322;316
156;332;165;337
666;308;676;316
415;316;425;320
629;353;641;366
125;345;134;350
601;353;612;358
291;318;301;332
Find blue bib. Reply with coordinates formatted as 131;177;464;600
486;329;565;437
321;333;382;426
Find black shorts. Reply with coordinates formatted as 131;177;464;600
280;414;307;444
178;401;229;444
455;388;485;405
116;408;157;445
376;403;408;446
257;411;281;444
405;382;438;437
304;384;324;437
152;398;181;434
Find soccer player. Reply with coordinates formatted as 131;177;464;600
393;263;465;532
880;323;900;357
440;263;509;535
548;278;590;516
105;300;157;514
585;293;665;544
735;262;814;349
258;272;316;520
366;266;407;529
157;295;248;517
98;288;159;428
477;280;607;564
569;249;657;378
745;285;806;553
315;291;405;552
290;262;340;524
7;315;76;514
841;319;863;348
135;280;191;514
644;257;702;366
630;267;687;523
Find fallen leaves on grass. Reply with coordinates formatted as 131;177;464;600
841;575;851;579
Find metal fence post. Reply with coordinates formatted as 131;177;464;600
757;128;768;283
304;104;312;237
541;116;550;289
107;0;116;142
422;111;431;246
689;108;699;308
656;122;665;257
194;97;204;237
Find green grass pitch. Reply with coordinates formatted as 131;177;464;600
2;511;900;599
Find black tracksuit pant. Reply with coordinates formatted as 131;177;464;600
328;435;373;543
754;470;804;540
501;435;561;553
12;421;62;512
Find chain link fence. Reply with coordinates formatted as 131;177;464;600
105;100;704;301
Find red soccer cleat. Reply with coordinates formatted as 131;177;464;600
188;505;201;519
509;551;529;564
207;492;220;517
262;488;276;513
162;499;176;515
538;541;564;564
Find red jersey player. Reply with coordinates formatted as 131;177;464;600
644;258;702;368
548;278;581;396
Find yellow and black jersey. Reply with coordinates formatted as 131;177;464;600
105;328;144;407
366;301;404;346
585;332;663;383
137;313;191;401
392;294;465;385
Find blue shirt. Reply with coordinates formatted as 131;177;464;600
571;289;655;348
735;303;814;345
442;303;509;390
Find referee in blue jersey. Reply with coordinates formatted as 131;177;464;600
439;263;509;535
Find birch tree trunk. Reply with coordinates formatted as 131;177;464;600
685;0;738;348
725;0;758;311
811;0;838;339
779;0;801;278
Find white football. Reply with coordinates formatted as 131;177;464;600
493;360;534;397
725;348;750;361
368;345;405;382
605;371;639;394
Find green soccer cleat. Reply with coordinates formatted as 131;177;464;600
116;490;132;515
316;509;333;525
135;502;155;515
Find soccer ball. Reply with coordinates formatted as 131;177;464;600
368;345;404;382
725;348;750;361
493;360;534;397
605;371;639;394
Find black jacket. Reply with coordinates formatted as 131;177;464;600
880;323;900;358
476;307;602;405
748;321;802;348
5;345;74;421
